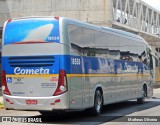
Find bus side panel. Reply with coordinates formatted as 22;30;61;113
82;57;144;105
68;55;145;109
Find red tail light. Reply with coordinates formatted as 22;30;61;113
54;17;59;20
7;19;12;23
53;70;68;96
2;70;11;95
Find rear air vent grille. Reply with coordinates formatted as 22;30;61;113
8;56;55;67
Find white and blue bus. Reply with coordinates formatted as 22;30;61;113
2;17;153;116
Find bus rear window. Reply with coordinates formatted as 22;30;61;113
3;18;60;45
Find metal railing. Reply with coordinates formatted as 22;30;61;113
113;12;160;35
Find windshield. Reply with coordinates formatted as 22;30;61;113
3;18;60;45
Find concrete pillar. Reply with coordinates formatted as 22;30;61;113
103;0;113;27
0;0;11;27
93;0;113;27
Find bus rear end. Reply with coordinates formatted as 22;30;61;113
2;17;69;111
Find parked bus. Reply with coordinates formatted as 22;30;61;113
2;17;153;116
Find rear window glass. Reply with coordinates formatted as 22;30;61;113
3;18;60;45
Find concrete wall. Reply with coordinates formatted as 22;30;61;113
0;0;113;27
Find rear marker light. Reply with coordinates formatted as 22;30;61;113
5;98;10;102
50;99;61;105
55;99;60;103
5;98;14;104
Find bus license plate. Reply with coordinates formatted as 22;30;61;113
26;100;38;105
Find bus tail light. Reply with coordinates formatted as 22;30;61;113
54;17;59;20
53;70;68;96
7;19;12;23
2;70;11;95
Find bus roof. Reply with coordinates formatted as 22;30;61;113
6;16;149;46
61;17;148;45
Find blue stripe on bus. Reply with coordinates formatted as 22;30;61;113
2;55;148;75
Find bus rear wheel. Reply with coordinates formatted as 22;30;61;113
137;86;147;104
39;111;55;116
90;90;103;116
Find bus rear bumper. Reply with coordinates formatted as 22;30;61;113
3;93;69;111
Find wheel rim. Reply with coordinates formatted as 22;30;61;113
96;91;102;113
144;87;147;97
143;90;145;97
142;90;145;101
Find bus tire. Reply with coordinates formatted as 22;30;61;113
39;111;53;116
90;90;103;116
144;85;147;97
137;86;146;104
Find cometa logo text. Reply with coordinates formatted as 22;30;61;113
14;67;50;75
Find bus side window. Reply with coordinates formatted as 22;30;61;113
68;25;95;57
95;31;120;59
120;39;138;62
149;53;153;70
138;43;147;63
68;25;83;55
71;43;83;56
94;31;109;58
81;27;95;57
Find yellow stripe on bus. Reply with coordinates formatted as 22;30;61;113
67;74;150;77
6;74;59;78
6;73;150;78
